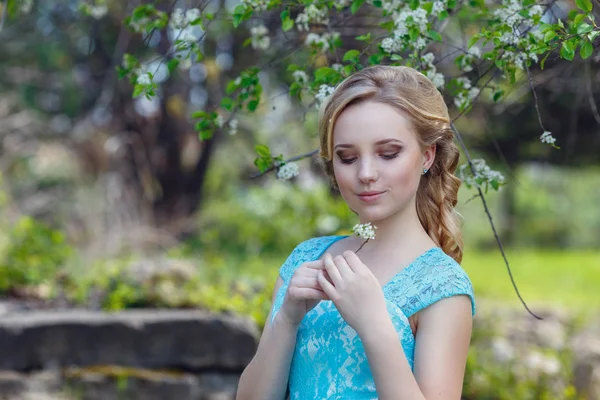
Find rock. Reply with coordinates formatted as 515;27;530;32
0;309;258;371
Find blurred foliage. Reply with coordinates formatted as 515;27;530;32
463;338;582;400
0;215;73;293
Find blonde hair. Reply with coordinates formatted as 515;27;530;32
318;65;463;263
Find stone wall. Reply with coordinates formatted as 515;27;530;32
0;306;258;400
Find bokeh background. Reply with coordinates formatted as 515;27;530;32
0;0;599;399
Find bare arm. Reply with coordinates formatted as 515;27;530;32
236;276;298;400
361;295;473;400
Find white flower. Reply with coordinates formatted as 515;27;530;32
216;115;225;128
468;46;481;57
250;25;270;50
352;222;377;240
458;159;505;189
315;84;335;108
414;37;427;50
228;118;238;135
540;131;557;145
89;4;108;19
20;0;33;13
277;162;300;180
137;73;152;85
457;77;472;89
431;0;446;16
185;8;201;23
242;0;268;11
293;70;309;83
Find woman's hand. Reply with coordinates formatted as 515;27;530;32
279;260;331;327
317;251;390;338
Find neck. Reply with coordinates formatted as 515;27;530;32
355;200;435;257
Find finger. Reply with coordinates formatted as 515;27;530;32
317;270;336;299
300;260;326;272
290;275;320;288
288;286;329;300
333;254;353;278
323;253;343;286
342;250;364;273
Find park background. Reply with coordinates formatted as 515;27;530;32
0;0;599;399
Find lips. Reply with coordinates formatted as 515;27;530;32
357;191;384;202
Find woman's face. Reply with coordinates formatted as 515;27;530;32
332;100;435;223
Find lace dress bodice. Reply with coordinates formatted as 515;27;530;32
270;235;476;400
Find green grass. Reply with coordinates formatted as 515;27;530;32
462;250;600;312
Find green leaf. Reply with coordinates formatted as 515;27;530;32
247;99;259;112
343;49;361;62
429;31;443;42
133;84;144;98
560;40;575;60
221;97;234;111
493;88;504;102
573;12;586;25
580;41;593;59
356;33;371;41
577;22;593;34
468;35;480;48
575;0;592;12
167;58;180;73
191;111;208;119
544;30;556;43
281;9;294;31
232;4;248;28
368;53;384;65
226;80;239;94
540;51;552;69
282;18;294;31
315;67;336;81
351;0;365;14
255;144;271;158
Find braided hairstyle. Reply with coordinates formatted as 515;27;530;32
317;65;463;262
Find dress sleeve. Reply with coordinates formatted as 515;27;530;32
402;262;476;318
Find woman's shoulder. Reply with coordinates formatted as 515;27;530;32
400;247;476;316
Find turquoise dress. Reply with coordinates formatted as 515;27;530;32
270;235;476;400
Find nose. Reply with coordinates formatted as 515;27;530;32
357;157;378;184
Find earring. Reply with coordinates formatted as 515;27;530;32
423;168;429;175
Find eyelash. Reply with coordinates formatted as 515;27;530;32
339;153;400;164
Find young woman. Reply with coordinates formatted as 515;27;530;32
236;65;476;400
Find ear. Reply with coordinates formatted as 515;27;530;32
423;144;436;170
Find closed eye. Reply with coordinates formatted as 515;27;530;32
339;153;400;164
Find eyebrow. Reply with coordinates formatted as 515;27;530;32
334;139;404;149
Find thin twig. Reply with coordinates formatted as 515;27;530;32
524;62;547;132
450;122;542;320
249;149;319;178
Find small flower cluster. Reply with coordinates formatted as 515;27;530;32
380;7;429;54
453;77;480;110
137;72;152;86
20;0;33;14
80;3;109;20
315;84;335;108
277;162;300;180
540;131;557;145
493;0;547;70
457;46;481;72
250;25;270;50
305;32;339;51
169;8;202;51
228;119;239;136
421;52;445;89
295;4;329;31
352;222;377;240
292;70;309;83
242;0;268;11
458;159;505;191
